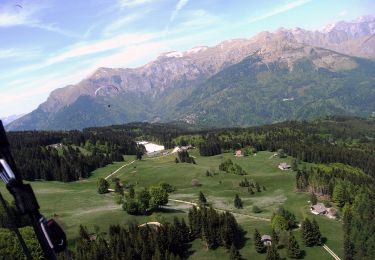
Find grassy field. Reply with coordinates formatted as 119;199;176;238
0;151;343;259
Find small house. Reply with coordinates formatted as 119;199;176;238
261;235;272;246
235;150;243;157
278;162;291;170
310;203;327;215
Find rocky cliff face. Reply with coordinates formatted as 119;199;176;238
8;16;375;130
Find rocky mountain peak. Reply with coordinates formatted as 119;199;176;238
7;15;375;130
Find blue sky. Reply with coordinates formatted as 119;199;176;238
0;0;374;117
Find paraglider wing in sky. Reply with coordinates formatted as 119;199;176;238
94;84;120;96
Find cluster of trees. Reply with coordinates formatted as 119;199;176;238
122;185;169;215
7;129;136;181
198;135;221;156
75;220;189;260
12;144;119;182
188;206;244;250
73;205;244;259
254;228;302;259
239;177;264;193
295;164;375;259
296;164;373;205
219;159;247;175
0;199;41;258
0;226;43;259
176;150;195;164
300;218;322;247
271;207;298;231
170;117;375;178
342;192;375;259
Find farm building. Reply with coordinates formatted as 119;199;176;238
278;162;291;170
235;150;243;157
310;203;327;215
261;235;272;246
136;141;165;154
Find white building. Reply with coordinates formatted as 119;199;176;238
137;141;165;154
278;162;291;170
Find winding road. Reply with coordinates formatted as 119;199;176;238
104;160;135;180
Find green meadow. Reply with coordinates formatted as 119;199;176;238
0;151;342;259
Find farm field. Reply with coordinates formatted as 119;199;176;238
0;151;343;259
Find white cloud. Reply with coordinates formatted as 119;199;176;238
118;0;156;8
92;41;168;68
0;32;158;79
0;48;40;60
0;65;95;115
247;0;312;24
177;9;221;29
0;40;168;116
47;33;157;64
102;11;149;35
170;0;189;23
0;1;77;37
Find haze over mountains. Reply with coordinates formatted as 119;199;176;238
8;16;375;130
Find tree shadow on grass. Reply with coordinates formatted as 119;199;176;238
237;229;249;249
155;207;186;214
182;243;195;259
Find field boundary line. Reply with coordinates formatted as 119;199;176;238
105;160;135;180
323;244;341;260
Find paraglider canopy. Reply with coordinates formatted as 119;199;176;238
94;84;119;96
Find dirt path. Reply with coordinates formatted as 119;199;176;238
323;244;342;260
104;160;135;180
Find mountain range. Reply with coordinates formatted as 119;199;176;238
7;15;375;130
1;114;25;127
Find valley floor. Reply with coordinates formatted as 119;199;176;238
0;151;343;259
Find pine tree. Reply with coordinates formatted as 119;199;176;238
199;191;207;206
229;244;241;260
97;178;109;194
129;186;135;199
255;182;261;192
234;194;243;209
311;219;322;246
291;158;298;171
287;232;301;258
301;218;315;247
271;229;279;247
310;192;317;205
343;205;355;260
266;244;280;260
332;183;346;207
254;229;265;253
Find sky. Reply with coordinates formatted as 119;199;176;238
0;0;374;118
